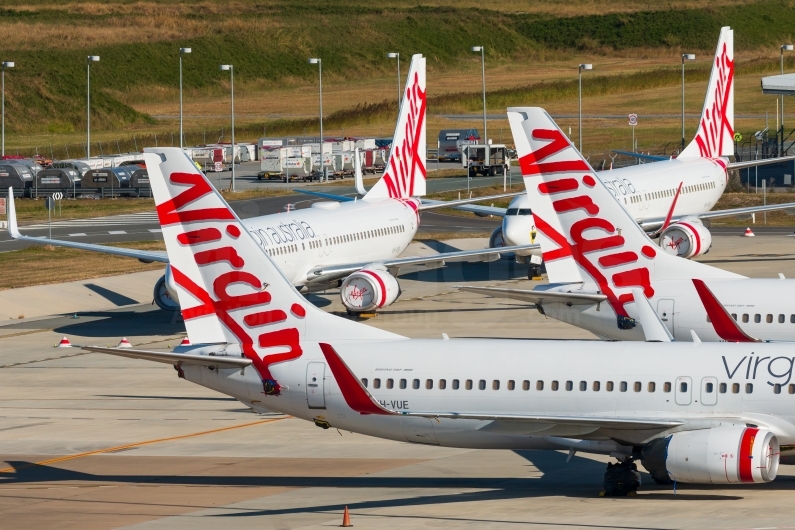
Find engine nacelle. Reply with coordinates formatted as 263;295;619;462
641;427;779;484
489;227;505;248
340;266;400;313
153;265;181;311
659;217;712;259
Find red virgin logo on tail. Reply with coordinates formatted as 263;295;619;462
693;43;734;158
162;171;304;394
383;73;426;198
521;128;657;318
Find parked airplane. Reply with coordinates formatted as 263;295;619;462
461;106;795;342
6;55;532;315
467;27;795;266
81;148;788;496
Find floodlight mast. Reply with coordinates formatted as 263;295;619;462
86;55;99;159
309;58;326;182
179;48;192;149
387;53;401;121
1;61;14;157
220;64;235;191
681;53;695;150
578;63;592;153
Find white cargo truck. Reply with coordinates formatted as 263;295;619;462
460;143;511;177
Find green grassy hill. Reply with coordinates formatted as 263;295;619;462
1;0;794;138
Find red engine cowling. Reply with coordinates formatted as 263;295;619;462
641;427;779;484
153;264;181;311
340;267;400;312
659;218;712;258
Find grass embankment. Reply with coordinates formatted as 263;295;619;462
2;0;793;148
0;241;166;291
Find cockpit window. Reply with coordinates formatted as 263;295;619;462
505;208;532;216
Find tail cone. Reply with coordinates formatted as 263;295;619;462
56;336;72;348
743;227;755;237
117;337;133;348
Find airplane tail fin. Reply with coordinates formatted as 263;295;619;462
507;108;741;318
143;148;399;389
364;54;426;199
679;26;734;159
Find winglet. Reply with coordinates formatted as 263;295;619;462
7;188;21;239
630;288;673;342
319;343;393;415
692;279;760;342
354;148;366;195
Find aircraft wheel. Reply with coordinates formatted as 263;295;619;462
602;460;641;497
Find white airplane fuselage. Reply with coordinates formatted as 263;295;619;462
502;157;727;246
182;339;795;449
242;198;418;286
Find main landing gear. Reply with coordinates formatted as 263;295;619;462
602;458;641;497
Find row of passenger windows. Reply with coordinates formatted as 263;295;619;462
731;313;795;324
266;243;298;256
307;224;405;250
360;378;785;395
628;181;715;204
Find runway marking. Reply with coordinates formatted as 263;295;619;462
0;417;287;474
69;233;87;237
108;230;127;235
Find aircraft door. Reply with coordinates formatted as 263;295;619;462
306;362;326;409
701;376;718;406
675;376;692;405
657;299;675;335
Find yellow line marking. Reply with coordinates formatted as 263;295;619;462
0;416;287;474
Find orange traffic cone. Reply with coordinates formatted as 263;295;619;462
743;227;755;237
117;337;133;348
56;336;72;348
341;506;352;527
179;337;191;346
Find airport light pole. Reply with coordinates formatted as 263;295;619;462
308;58;326;182
681;53;695;150
578;63;592;153
781;44;793;154
1;61;13;157
220;64;235;191
179;48;191;149
386;52;401;120
472;46;487;149
86;55;99;159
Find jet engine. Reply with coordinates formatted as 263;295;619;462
489;227;506;248
640;426;779;484
658;217;712;259
153;264;181;311
339;266;400;313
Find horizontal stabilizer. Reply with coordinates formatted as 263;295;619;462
83;346;252;368
630;288;673;342
457;286;606;306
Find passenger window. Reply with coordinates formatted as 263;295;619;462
565;381;573;391
551;380;559;391
522;380;530;391
774;384;782;394
633;382;641;392
791;315;795;323
742;314;749;323
452;379;459;390
664;382;671;393
789;384;795;394
620;381;628;392
413;379;420;389
478;380;486;390
705;382;714;393
507;380;515;391
492;380;500;390
780;314;785;323
425;379;433;390
766;314;773;323
536;380;544;391
754;314;761;323
593;381;600;391
732;383;740;393
362;378;368;387
679;382;688;393
400;379;407;389
606;381;614;392
719;383;727;393
439;379;446;390
731;313;737;321
746;383;753;394
579;381;587;391
373;378;381;389
648;382;656;392
465;379;473;390
387;378;394;389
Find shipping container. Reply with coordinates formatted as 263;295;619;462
0;164;32;197
438;129;479;161
35;168;81;197
83;167;133;195
354;138;377;150
51;160;92;177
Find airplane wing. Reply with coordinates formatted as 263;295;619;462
298;189;519;212
456;286;606;306
296;190;356;202
82;346;252;368
319;342;683;431
6;190;169;263
696;202;795;220
727;154;795;170
305;243;540;285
